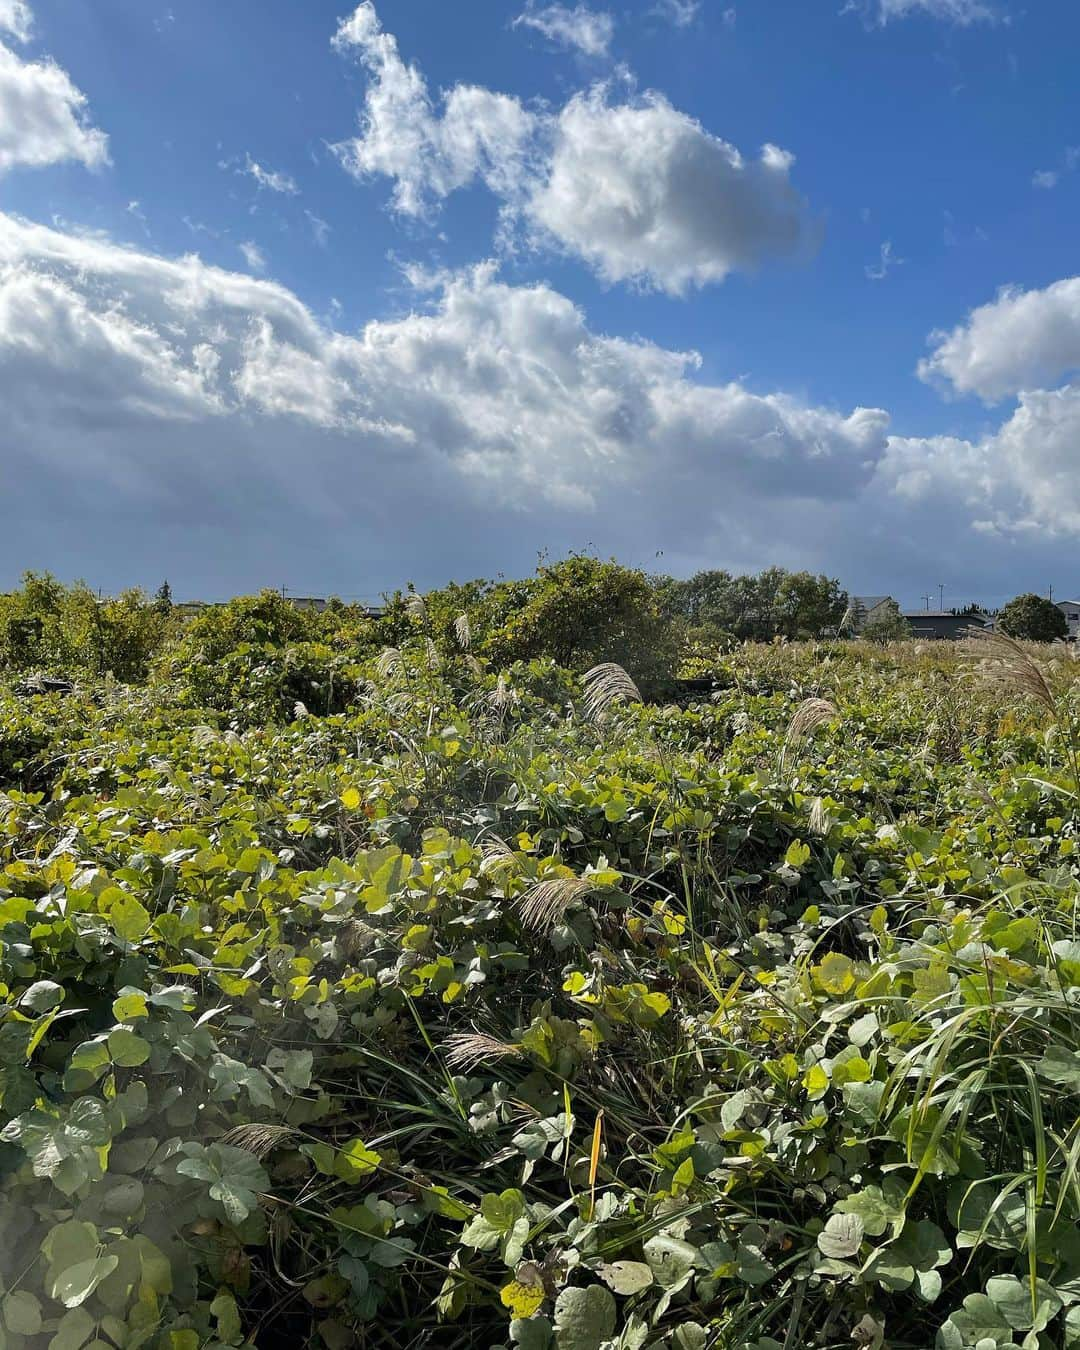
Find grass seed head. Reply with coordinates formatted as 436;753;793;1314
582;662;642;723
517;876;595;932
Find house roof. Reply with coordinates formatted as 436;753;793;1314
854;595;892;610
904;610;990;623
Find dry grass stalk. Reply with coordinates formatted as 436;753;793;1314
582;663;642;723
221;1123;300;1160
517;876;595;932
969;630;1056;716
376;646;402;680
808;796;831;836
453;613;472;651
443;1032;523;1073
479;833;517;876
781;697;838;768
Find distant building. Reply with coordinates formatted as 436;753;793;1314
903;609;991;640
286;596;328;613
1056;600;1080;639
851;595;897;632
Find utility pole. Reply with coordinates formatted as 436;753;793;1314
921;593;931;611
1050;583;1054;603
938;583;945;611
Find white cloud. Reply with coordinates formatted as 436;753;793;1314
849;0;1000;23
528;91;808;294
1031;147;1079;192
331;3;537;219
654;0;700;25
240;240;267;272
0;211;889;545
306;211;331;247
241;154;298;195
0;0;32;41
880;384;1080;538
513;4;614;57
0;30;108;174
332;4;811;294
8;209;1080;595
919;276;1080;402
865;240;904;280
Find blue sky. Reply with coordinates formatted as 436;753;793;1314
1;0;1079;607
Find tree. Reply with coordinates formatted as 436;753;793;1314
655;567;847;643
483;556;679;689
861;600;911;644
154;580;173;615
998;593;1067;643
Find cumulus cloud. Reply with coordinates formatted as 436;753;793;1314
8;209;1080;598
0;18;109;174
513;4;614;56
528;91;808;294
0;211;894;580
331;3;811;294
919;276;1080;402
0;0;32;41
331;3;537;219
849;0;1001;23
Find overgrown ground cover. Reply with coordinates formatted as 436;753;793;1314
2;636;1080;1350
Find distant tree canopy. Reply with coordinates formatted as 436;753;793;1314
861;599;911;644
654;567;848;644
0;572;169;682
998;593;1067;643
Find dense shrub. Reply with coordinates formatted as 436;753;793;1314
998;591;1067;642
1;640;1079;1348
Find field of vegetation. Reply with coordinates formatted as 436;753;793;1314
2;565;1080;1349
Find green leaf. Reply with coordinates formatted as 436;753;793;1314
47;1307;96;1350
53;1256;120;1308
834;1182;905;1238
107;1028;151;1067
19;980;64;1012
598;1261;654;1296
817;1213;864;1259
109;890;151;943
334;1139;382;1183
3;1291;43;1336
1036;1044;1080;1087
211;1290;243;1345
643;1234;698;1290
176;1144;269;1225
552;1285;616;1350
111;991;149;1022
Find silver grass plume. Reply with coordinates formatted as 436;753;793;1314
443;1032;523;1073
376;646;402;680
517;876;595;933
582;663;642;723
781;697;838;770
221;1123;300;1160
970;629;1057;715
808;796;831;836
405;591;427;624
453;613;472;651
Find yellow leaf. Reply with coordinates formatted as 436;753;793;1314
813;952;856;996
500;1278;545;1319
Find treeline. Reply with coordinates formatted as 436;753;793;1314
0;558;851;716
